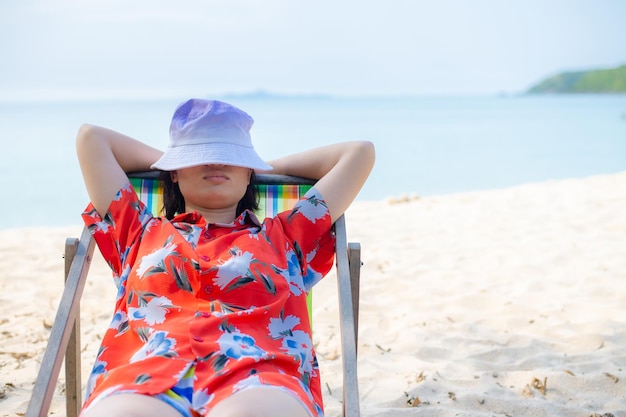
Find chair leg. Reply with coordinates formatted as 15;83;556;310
64;238;82;417
333;216;360;417
348;242;361;354
26;229;93;417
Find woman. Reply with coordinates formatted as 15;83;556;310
76;98;374;417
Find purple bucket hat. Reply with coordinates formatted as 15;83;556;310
151;99;272;171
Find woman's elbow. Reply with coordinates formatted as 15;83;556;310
76;123;109;164
76;123;97;149
362;140;375;158
355;140;376;171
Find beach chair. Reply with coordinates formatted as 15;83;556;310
26;172;362;417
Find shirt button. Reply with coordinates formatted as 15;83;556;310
193;335;204;342
204;285;213;294
200;312;211;318
201;255;210;262
203;230;211;239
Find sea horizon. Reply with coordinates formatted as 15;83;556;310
1;94;625;230
7;87;626;104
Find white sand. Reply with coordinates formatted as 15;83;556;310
1;172;625;417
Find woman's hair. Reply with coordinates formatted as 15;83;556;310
160;171;259;220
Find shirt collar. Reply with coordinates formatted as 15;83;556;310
170;209;261;229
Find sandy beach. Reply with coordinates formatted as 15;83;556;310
1;172;625;417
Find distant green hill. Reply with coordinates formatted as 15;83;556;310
528;64;626;93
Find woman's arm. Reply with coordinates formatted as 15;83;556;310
264;141;375;223
76;124;163;217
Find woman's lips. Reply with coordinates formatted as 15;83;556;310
203;172;229;182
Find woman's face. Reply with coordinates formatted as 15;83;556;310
173;164;252;215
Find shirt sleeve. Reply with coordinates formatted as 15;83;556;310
81;181;154;277
275;187;336;291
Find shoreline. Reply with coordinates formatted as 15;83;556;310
1;171;626;417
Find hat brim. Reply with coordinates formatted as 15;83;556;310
151;142;273;171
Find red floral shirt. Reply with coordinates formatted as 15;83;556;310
81;182;335;416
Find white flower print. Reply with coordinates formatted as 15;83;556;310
268;315;314;374
268;315;301;339
138;210;154;228
193;388;215;413
135;242;177;277
128;296;175;325
294;194;328;223
82;385;131;415
212;250;254;290
282;330;314;374
232;374;264;392
119;182;133;197
92;220;111;233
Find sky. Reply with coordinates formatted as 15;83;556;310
2;0;626;100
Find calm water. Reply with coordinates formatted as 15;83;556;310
1;94;625;229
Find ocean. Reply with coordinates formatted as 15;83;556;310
1;94;625;230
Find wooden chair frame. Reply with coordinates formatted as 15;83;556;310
26;174;361;417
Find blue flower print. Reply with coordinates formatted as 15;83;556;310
130;330;178;363
114;264;132;300
208;328;268;372
109;310;129;336
137;206;153;227
283;249;306;296
281;248;323;296
173;223;203;248
217;330;266;361
302;261;323;291
84;356;108;400
295;376;316;402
